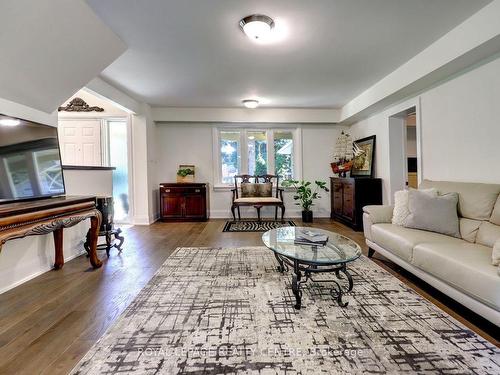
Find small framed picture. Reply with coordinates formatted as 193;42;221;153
351;135;376;178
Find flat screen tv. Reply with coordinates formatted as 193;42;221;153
0;114;65;203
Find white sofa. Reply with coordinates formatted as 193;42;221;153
363;180;500;326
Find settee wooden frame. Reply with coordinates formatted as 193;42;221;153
230;174;285;221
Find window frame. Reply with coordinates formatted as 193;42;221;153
213;125;302;189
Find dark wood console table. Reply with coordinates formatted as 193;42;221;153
0;196;102;269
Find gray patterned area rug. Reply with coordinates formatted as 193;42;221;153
223;220;296;232
72;247;500;374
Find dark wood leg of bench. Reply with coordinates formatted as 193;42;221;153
368;248;375;258
231;205;236;221
275;206;278;220
256;206;261;222
237;207;241;220
281;205;285;221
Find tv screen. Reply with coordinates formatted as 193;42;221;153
0;114;65;203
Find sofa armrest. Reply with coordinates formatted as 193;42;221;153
363;205;394;224
363;205;393;242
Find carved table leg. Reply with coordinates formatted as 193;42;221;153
53;228;64;269
88;214;102;269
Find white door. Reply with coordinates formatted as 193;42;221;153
58;119;102;166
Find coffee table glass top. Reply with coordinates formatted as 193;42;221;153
262;226;361;265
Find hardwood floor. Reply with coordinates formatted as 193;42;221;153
0;219;498;374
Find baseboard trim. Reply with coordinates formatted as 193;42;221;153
0;249;86;295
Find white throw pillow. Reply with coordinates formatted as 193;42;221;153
392;188;438;226
493;239;500;266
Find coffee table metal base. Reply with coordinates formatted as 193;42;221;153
274;252;354;309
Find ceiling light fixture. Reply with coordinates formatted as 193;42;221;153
242;99;259;109
0;117;21;127
239;14;274;41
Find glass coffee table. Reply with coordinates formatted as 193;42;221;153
262;226;362;309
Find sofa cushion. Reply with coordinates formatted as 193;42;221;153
419;180;500;221
405;191;460;238
413;242;500;311
491;195;500;226
476;221;500;248
460;218;482;243
371;223;463;262
493;239;500;266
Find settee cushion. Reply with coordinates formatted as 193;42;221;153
419;180;500;221
234;197;281;204
413;242;500;311
371;224;463;262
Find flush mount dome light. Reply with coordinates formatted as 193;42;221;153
239;14;274;40
242;99;259;109
0;117;21;126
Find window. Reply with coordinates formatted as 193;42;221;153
214;128;300;186
220;130;241;184
247;131;267;176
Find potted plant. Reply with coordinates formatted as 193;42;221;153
283;179;329;223
176;165;195;183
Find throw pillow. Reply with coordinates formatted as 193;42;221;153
493;239;500;266
258;182;273;197
405;190;460;237
240;183;258;197
392;188;438;226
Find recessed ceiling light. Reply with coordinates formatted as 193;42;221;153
242;99;259;109
239;14;274;41
0;117;21;126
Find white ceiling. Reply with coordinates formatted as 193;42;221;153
0;0;126;113
86;0;491;109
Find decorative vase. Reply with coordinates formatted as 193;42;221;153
302;210;313;223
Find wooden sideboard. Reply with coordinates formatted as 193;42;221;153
330;177;382;231
160;183;209;222
0;196;102;269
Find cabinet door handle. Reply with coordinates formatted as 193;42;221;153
195;189;200;193
165;189;170;192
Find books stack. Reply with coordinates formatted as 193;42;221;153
294;230;329;247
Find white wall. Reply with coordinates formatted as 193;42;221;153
0;98;88;294
156;123;347;218
349;55;500;204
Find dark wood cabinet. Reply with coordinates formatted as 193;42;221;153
330;177;382;231
160;183;209;221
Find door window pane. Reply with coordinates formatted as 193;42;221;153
220;131;240;183
274;131;294;181
108;121;129;222
247;131;267;176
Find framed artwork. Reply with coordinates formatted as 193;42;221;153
351;135;376;178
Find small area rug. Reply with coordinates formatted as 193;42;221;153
71;247;499;374
222;219;296;232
